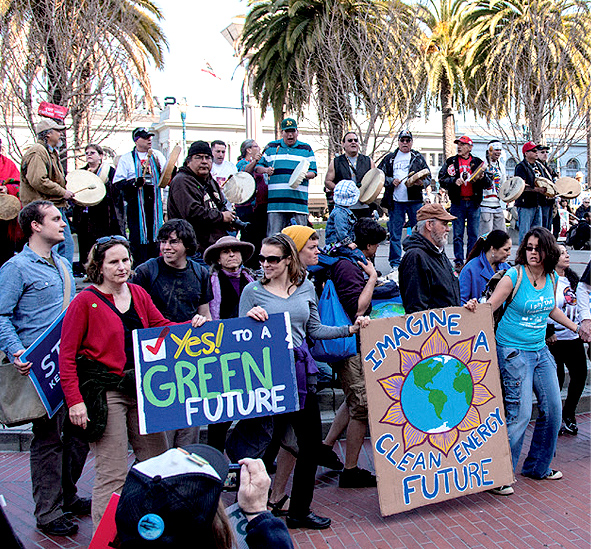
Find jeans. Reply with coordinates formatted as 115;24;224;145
267;212;308;237
517;206;542;244
450;201;480;263
549;338;588;419
540;204;553;231
387;201;422;268
54;208;74;265
496;345;562;478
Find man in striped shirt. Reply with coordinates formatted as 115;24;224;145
256;118;317;235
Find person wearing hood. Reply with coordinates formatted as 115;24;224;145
167;141;236;257
399;203;460;313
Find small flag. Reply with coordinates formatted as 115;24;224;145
201;61;221;80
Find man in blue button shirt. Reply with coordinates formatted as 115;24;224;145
0;200;89;536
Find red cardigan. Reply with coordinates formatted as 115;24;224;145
59;283;173;407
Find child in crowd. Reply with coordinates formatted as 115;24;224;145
325;180;366;264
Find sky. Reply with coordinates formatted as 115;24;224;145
148;0;247;109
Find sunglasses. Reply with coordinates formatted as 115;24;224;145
525;245;539;252
346;138;359;143
96;235;128;245
259;254;288;265
399;138;412;143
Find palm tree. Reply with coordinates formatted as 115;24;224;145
459;0;591;143
0;0;167;157
419;0;469;158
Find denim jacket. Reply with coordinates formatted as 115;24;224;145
0;245;74;361
325;205;356;245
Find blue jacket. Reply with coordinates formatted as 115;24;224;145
459;251;510;304
325;205;356;245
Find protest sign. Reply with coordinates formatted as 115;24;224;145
88;493;120;549
133;313;298;435
20;310;66;417
360;304;514;516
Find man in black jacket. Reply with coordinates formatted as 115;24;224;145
399;204;460;313
514;141;545;243
167;141;235;257
438;135;492;271
535;145;558;231
378;130;431;273
325;131;375;216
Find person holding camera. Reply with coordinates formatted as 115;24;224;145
168;141;236;261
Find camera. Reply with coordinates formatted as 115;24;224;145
232;217;250;231
223;463;241;492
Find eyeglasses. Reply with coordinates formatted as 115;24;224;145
399;138;412;143
259;254;288;265
346;138;359;143
96;235;128;245
193;154;212;161
525;245;539;252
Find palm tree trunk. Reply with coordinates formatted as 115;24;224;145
440;74;455;159
586;111;590;184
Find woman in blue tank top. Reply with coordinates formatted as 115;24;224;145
487;227;580;496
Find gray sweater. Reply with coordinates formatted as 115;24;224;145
239;278;350;347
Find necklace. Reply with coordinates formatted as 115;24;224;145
527;266;544;288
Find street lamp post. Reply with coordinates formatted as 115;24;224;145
179;98;188;157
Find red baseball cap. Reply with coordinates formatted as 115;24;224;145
454;135;473;146
522;141;540;154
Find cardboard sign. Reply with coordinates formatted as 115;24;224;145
360;304;514;516
20;311;66;417
225;502;250;549
88;493;120;549
133;313;298;435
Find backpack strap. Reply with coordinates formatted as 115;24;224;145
85;286;124;318
506;264;523;307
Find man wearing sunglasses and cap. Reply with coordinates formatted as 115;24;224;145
438;135;492;271
113;127;167;264
324;131;375;216
535;145;558;231
514;141;545;243
378;130;431;276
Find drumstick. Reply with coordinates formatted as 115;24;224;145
399;171;415;185
72;183;97;194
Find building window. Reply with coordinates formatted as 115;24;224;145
429;153;436;166
565;158;580;178
438;153;444;167
506;158;517;177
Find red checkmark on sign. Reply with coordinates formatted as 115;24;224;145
146;327;170;355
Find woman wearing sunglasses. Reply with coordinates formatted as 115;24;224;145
487;227;580;496
238;233;368;530
59;236;207;528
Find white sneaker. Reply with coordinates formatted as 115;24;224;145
385;268;399;282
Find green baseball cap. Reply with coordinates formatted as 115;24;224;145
280;118;298;131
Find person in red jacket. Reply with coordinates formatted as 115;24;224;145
59;236;206;528
0;138;23;265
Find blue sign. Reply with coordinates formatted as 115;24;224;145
20;311;66;418
133;313;298;435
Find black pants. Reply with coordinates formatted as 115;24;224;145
549;338;588;419
30;407;89;525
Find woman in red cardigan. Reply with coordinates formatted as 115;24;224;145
59;236;206;528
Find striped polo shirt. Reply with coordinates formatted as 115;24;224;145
257;139;317;214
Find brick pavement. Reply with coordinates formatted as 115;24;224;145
1;414;589;548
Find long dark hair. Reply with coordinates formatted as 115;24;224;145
260;234;306;288
515;226;560;274
465;230;510;264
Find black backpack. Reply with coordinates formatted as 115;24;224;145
481;266;523;331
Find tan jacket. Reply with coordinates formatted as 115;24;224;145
20;141;67;207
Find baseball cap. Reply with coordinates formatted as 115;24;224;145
133;127;155;141
522;141;540;154
416;203;456;222
36;119;66;134
538;145;550;152
398;130;413;140
454;135;473;146
333;179;360;207
280;118;298;131
115;444;229;547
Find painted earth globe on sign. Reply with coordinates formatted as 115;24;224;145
401;355;473;433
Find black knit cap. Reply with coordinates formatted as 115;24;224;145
187;141;213;157
115;444;229;547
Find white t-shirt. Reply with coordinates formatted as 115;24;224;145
391;151;411;202
113;149;167;185
211;160;237;187
548;275;579;341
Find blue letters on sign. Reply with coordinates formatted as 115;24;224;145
133;313;299;435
